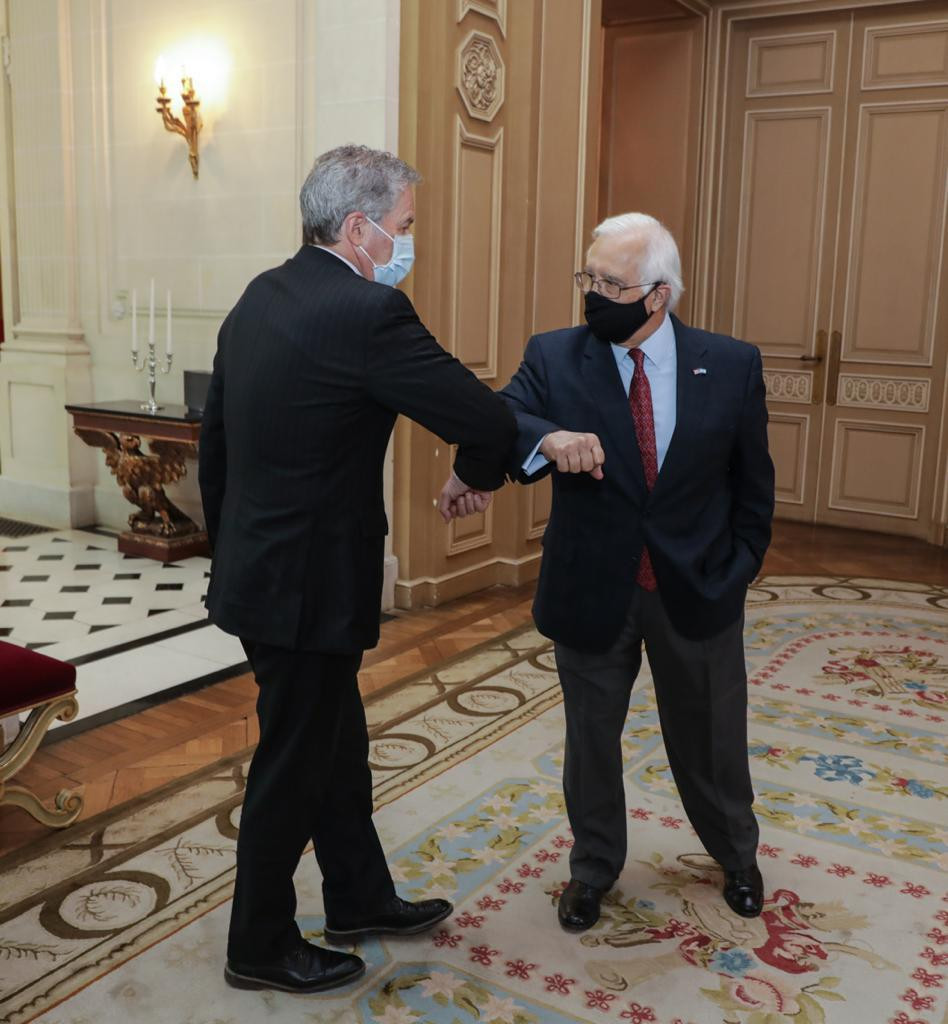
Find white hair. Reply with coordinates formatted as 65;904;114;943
300;144;422;245
591;212;684;310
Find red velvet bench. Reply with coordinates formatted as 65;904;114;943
0;640;83;827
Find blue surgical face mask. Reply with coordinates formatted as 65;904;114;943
359;218;415;286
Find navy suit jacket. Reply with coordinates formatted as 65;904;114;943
501;314;775;650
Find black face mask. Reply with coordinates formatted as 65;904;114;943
584;286;658;344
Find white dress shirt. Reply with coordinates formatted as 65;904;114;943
523;313;678;475
315;244;361;276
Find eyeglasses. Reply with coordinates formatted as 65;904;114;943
573;271;657;301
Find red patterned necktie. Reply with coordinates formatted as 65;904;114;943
628;347;658;591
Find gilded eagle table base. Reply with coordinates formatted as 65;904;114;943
66;401;209;563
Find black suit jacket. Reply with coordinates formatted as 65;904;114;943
501;314;774;650
199;245;516;653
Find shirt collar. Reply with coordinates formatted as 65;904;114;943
314;244;362;276
610;312;676;368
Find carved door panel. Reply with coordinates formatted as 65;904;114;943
716;11;851;523
716;4;948;540
814;3;948;540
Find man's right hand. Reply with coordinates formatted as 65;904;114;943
437;472;493;523
540;431;605;479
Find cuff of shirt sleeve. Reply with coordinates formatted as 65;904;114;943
522;437;550;476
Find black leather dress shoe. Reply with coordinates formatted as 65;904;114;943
558;879;605;931
723;864;764;917
324;896;453;944
225;939;364;994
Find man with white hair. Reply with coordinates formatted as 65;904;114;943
495;213;774;930
200;145;516;994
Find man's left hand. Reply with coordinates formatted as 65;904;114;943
438;473;493;523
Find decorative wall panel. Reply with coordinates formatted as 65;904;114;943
767;413;809;504
763;369;813;404
457;31;505;122
733;108;831;353
842;102;947;365
447;505;494;555
457;0;507;38
10;382;58;467
450;119;503;380
837;374;931;411
526;478;551;540
863;21;948;90
7;0;70;324
828;419;924;518
747;32;835;96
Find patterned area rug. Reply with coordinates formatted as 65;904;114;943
1;576;946;1024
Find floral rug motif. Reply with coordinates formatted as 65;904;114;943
0;576;945;1024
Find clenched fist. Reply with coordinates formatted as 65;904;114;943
437;472;493;523
540;431;605;479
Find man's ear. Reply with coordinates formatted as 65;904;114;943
342;211;368;247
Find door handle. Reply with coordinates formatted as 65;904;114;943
826;331;842;405
810;330;827;404
804;330;827;364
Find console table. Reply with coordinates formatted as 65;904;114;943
65;400;209;562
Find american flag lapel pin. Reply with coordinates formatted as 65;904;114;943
693;367;707;375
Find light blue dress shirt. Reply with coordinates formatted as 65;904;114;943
523;313;678;475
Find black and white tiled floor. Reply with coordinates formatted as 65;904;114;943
0;529;246;729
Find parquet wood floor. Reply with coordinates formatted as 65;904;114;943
1;521;945;858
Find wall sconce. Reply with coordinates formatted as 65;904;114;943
155;74;202;179
154;42;229;179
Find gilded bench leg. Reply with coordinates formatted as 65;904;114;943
0;695;84;828
0;782;83;827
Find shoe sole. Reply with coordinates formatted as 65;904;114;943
323;905;453;945
726;903;763;918
558;915;599;932
224;962;365;994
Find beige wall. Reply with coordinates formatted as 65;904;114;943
0;0;400;569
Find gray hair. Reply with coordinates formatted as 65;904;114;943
300;145;422;245
591;212;684;310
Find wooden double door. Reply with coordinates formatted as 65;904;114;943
714;2;948;541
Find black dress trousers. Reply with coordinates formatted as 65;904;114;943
227;640;395;961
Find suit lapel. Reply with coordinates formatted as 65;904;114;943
581;331;647;496
653;315;710;496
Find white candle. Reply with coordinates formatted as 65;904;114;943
166;289;173;355
148;278;155;350
131;287;138;355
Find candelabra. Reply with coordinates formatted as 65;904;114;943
131;282;174;413
133;343;173;415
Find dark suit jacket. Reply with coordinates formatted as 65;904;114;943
501;314;774;650
199;245;516;653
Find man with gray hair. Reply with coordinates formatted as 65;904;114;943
200;145;515;994
484;212;774;931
